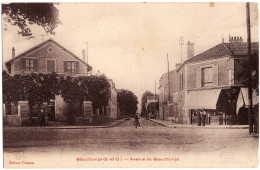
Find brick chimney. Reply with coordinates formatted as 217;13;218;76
187;41;194;60
12;47;15;59
175;63;182;70
229;36;243;44
82;49;86;62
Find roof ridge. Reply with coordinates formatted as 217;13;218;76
5;38;92;69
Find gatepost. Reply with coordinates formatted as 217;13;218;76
18;101;29;126
83;101;93;123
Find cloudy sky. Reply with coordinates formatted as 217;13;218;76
2;2;259;110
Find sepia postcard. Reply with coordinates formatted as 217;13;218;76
1;1;259;168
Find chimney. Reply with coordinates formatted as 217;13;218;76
187;41;194;60
175;63;182;70
229;36;243;44
12;47;15;59
82;49;86;62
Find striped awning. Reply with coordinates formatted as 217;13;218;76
183;89;221;109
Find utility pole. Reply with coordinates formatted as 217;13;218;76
246;2;253;133
179;37;184;63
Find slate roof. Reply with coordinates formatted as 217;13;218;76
5;38;93;70
184;42;259;65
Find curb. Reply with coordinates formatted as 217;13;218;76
148;118;249;129
107;119;128;128
3;119;129;130
147;119;167;127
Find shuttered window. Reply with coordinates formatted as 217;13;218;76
67;61;75;73
21;58;37;71
47;60;56;72
64;61;80;74
201;67;212;87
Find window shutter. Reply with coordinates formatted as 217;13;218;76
21;58;26;70
196;67;201;88
75;61;79;74
64;61;67;73
33;59;38;71
212;65;219;86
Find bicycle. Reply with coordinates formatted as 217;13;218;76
130;118;148;128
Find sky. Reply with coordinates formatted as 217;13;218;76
2;2;259;111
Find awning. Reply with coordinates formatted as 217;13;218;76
183;89;221;109
236;88;259;114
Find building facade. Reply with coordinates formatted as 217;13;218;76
4;39;93;124
173;37;259;125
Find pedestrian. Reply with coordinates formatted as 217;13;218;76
197;110;201;126
134;113;140;128
207;112;211;125
202;109;207;126
39;107;46;127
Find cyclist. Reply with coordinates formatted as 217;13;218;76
134;113;140;128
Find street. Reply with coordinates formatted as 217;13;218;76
3;118;259;168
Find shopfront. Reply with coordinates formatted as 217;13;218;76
184;88;241;125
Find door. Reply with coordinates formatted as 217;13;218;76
47;101;55;121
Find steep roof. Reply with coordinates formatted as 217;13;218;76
5;38;93;70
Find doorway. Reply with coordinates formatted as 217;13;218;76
47;101;55;121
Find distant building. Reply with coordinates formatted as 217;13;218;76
158;70;178;120
106;79;118;119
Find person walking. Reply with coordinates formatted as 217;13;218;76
134;113;140;128
202;109;207;126
197;110;201;126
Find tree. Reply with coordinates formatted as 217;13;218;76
60;74;111;113
235;52;259;94
117;89;138;117
140;91;154;117
2;3;61;37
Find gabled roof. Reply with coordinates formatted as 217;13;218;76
5;38;93;70
177;42;259;71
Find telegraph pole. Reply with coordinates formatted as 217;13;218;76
246;2;253;133
179;37;184;63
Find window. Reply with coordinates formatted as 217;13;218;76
26;59;34;71
47;60;56;72
201;67;212;87
21;58;37;71
67;61;75;73
179;74;184;91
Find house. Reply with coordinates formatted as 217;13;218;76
173;37;259;125
4;39;93;125
106;79;118;119
158;70;178;120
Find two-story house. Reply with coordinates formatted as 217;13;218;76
4;38;93;123
173;37;259;125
